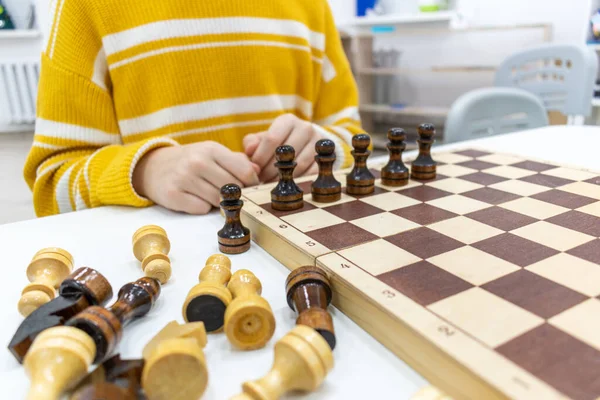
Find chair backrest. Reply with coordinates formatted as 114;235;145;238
495;44;598;118
444;87;549;143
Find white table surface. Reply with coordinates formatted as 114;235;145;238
1;125;599;399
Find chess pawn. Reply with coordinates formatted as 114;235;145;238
411;123;437;180
346;134;375;196
182;254;233;332
285;266;335;350
224;270;276;350
230;325;334;400
381;128;409;186
270;145;304;211
311;139;341;203
132;225;171;284
19;247;74;317
218;184;251;254
24;326;96;400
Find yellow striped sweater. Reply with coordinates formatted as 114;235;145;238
24;0;364;217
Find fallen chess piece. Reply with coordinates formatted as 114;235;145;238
218;184;251;254
132;225;172;284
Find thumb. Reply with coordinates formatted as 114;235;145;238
243;134;261;156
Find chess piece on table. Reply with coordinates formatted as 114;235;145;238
23;326;96;400
67;277;161;363
271;145;304;211
19;247;74;317
218;184;251;254
70;382;137;400
132;225;171;284
311;139;341;203
286;266;335;350
381;128;409;186
346;134;375;196
182;254;232;332
9;267;113;364
410;386;454;400
230;325;334;400
224;269;276;350
411;123;437;180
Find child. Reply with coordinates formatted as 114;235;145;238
23;0;365;217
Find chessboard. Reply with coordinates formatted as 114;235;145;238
239;147;600;400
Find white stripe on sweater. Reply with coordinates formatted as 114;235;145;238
92;47;109;91
315;106;360;126
56;163;76;214
49;0;66;59
37;159;68;178
169;119;273;139
36;118;121;145
322;55;336;83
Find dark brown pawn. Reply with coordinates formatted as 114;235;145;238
72;354;145;399
311;139;341;203
67;277;161;364
411;123;437;180
271;145;304;211
285;266;335;350
70;382;138;400
218;184;251;254
381;128;409;186
8;267;113;363
346;134;375;195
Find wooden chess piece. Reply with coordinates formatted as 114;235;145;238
218;184;251;254
132;225;171;284
70;382;137;400
230;325;334;400
285;266;335;350
9;267;113;364
271;145;304;211
311;139;341;203
23;326;96;400
224;269;276;350
381;128;409;186
182;254;232;332
142;321;208;400
67;277;161;363
19;247;74;317
411;123;437;180
346;134;375;196
410;386;454;400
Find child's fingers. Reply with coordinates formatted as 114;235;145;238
293;143;316;177
251;117;294;168
214;150;260;187
181;176;221;207
243;134;261;156
174;191;213;215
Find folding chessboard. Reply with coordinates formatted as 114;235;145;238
239;148;600;400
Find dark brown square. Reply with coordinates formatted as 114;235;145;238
397;186;452;202
259;201;317;218
567;239;600;264
323;201;384;221
306;222;378;251
482;270;587;319
472;233;558;267
531;190;597;209
462;188;520;205
297;180;314;194
378;261;472;306
346;185;389;199
585;177;600;186
466;207;537;231
456;160;498;170
460;172;508;186
519;174;574;188
391;203;458;226
454;149;492;158
496;324;600;400
511;160;557;172
385;227;464;259
546;211;600;237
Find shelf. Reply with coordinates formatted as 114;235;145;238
357;66;496;75
343;11;455;27
0;30;41;39
359;104;449;118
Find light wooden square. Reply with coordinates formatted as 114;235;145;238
436;164;478;178
427;246;519;285
499;197;568;220
485;165;536;180
559;182;600;200
429;216;503;244
527;253;600;297
359;192;421;211
488;180;549;197
542;167;597;181
280;208;345;232
427;195;491;215
550;299;600;352
350;213;420;237
433;153;472;164
338;239;421;275
375;179;421;191
512;221;594;251
477;154;524;165
577;201;600;218
427;178;483;194
243;188;274;205
304;193;355;208
428;287;544;348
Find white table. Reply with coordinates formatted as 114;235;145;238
1;125;599;399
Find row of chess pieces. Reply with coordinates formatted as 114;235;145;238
10;225;336;400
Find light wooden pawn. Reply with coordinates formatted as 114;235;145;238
142;321;208;400
410;386;454;400
230;325;334;400
132;225;172;284
18;248;74;317
24;326;96;400
225;269;275;350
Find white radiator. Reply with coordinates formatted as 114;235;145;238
0;59;39;127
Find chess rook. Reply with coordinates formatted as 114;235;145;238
218;184;251;254
9;267;113;364
381;128;409;186
271;145;304;211
182;254;232;332
411;123;437;180
67;277;161;363
19;247;74;317
311;139;341;203
285;266;335;350
225;269;276;350
346;134;375;196
132;225;171;284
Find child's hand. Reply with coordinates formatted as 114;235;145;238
132;141;260;215
243;114;320;182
